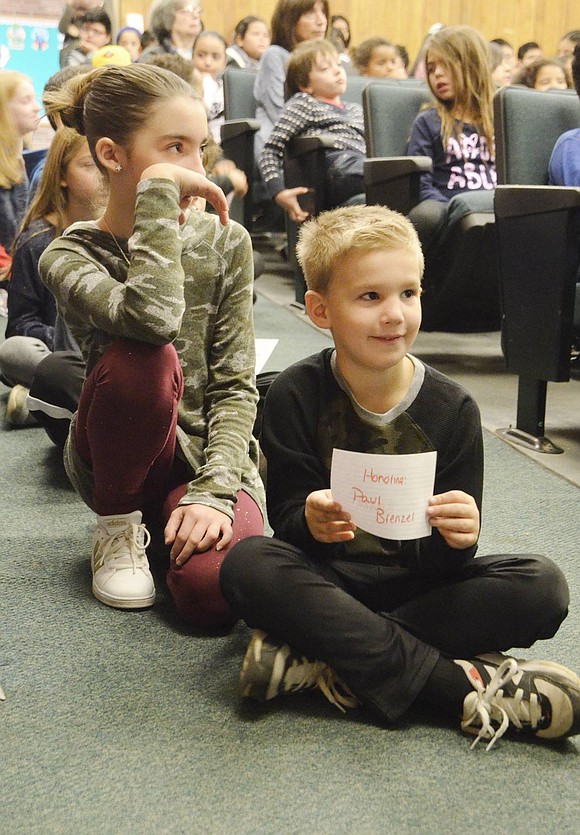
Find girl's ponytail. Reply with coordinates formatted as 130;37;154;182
43;68;107;136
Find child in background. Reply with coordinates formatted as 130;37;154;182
352;37;402;79
329;14;351;65
226;16;270;69
61;8;112;67
193;30;228;144
220;203;580;751
406;25;496;251
116;26;143;62
0;72;40;258
39;64;264;624
490;37;516;77
259;39;366;222
513;57;571;91
0;128;105;426
517;40;543;68
253;0;329;161
488;41;513;88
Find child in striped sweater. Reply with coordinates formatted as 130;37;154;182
258;39;366;222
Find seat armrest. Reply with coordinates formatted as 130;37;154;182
287;134;336;157
494;184;580;218
220;119;260;143
364;156;432;215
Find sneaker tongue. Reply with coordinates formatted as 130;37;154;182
101;511;142;535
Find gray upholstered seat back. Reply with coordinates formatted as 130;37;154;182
494;86;580;185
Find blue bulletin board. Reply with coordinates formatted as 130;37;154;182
0;17;61;103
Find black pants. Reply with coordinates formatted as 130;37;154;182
28;350;85;448
220;537;569;722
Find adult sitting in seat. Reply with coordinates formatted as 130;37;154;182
139;0;202;63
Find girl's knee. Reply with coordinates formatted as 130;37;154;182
101;340;182;401
167;549;235;630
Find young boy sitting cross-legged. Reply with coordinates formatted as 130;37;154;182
258;39;366;223
220;204;580;751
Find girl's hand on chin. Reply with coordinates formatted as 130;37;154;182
140;164;229;225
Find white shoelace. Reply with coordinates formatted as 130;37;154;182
462;658;543;751
94;524;151;574
282;658;359;713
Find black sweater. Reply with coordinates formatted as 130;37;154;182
261;348;483;571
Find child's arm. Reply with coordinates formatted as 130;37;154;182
305;489;356;543
167;218;260;564
261;353;350;557
407;109;448;203
409;388;483;568
39;172;228;348
427;490;480;549
258;93;318;222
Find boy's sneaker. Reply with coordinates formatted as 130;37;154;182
5;384;32;426
240;630;359;713
91;511;155;609
456;655;580;750
476;651;580;688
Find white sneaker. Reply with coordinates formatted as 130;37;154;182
91;511;155;609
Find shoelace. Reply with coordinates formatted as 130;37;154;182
95;524;151;574
462;658;542;751
283;658;359;713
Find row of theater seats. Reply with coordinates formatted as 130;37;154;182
221;70;580;453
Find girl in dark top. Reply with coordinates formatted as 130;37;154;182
406;25;497;251
0;127;105;425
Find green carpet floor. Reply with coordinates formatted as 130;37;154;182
1;293;579;834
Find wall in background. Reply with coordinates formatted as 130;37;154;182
121;0;578;64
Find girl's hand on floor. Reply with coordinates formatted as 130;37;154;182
427;490;480;549
165;504;233;566
305;489;356;543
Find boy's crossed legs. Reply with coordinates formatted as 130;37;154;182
220;537;579;749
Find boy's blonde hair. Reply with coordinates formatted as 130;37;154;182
286;39;339;97
297;204;424;293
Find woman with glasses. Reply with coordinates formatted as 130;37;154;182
139;0;203;62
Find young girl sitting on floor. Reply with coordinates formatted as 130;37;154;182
407;25;497;251
39;64;264;626
0;127;104;426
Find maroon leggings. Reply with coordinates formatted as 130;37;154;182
73;338;264;628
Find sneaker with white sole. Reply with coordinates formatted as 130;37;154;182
240;630;359;713
5;384;33;426
91;511;155;609
456;655;580;750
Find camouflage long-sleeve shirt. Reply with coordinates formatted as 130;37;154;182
39;177;264;519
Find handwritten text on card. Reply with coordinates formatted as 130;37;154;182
330;449;437;540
